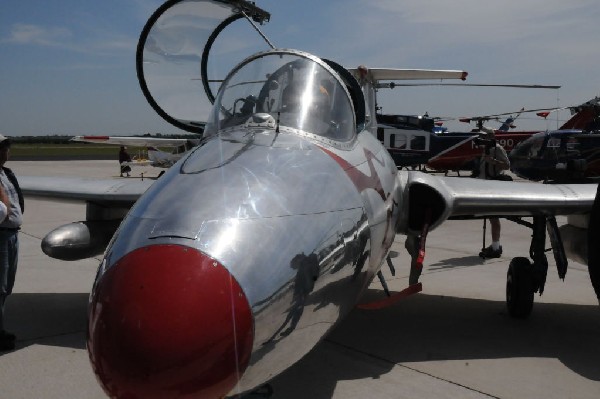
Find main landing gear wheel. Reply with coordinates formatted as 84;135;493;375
506;257;535;318
588;184;600;303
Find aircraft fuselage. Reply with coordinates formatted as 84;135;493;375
88;106;399;398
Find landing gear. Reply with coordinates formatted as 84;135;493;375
506;257;534;318
504;215;567;318
588;184;600;303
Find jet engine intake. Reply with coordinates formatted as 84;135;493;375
406;183;447;233
396;171;452;235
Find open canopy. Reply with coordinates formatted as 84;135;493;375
136;0;271;133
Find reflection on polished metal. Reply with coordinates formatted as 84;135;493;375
203;50;357;147
89;45;400;398
71;1;600;398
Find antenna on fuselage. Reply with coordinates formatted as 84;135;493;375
241;10;275;50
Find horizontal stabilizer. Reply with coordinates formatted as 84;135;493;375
350;67;468;82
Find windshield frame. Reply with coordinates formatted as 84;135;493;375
204;49;358;148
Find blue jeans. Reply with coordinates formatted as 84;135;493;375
0;230;19;296
0;230;18;332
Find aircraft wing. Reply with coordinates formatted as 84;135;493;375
21;171;596;258
22;171;596;252
19;176;154;203
71;135;192;147
397;171;597;234
19;176;156;260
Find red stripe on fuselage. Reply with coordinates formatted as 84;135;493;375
318;146;386;201
318;145;397;248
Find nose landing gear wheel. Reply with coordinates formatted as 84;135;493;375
506;257;534;318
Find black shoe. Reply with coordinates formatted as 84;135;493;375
479;245;502;259
0;331;16;351
0;330;16;341
0;338;15;351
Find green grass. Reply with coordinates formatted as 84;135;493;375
10;144;154;160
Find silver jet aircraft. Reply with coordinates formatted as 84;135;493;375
19;1;599;398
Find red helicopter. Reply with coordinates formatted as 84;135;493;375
426;109;540;173
374;81;561;174
377;108;543;174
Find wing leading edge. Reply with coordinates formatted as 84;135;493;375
20;172;597;259
396;171;597;235
19;176;153;203
19;176;155;260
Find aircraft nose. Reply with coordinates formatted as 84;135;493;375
87;244;254;399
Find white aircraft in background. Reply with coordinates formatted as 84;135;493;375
71;135;201;168
18;1;599;398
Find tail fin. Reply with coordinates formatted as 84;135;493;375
560;97;600;130
498;107;524;131
497;117;515;131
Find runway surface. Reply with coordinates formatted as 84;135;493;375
0;160;599;399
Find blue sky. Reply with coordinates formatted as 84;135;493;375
1;0;600;136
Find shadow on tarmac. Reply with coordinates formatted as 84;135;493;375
2;290;599;396
427;255;486;271
271;289;600;398
1;292;88;354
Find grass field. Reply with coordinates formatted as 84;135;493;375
9;144;151;160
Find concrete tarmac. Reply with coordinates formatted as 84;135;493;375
0;160;599;399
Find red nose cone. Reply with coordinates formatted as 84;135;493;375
88;245;254;399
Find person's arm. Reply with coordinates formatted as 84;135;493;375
494;146;510;171
0;185;9;221
483;147;510;171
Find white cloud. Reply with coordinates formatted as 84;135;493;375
97;35;137;52
5;24;71;46
3;23;136;56
300;0;600;131
322;0;600;65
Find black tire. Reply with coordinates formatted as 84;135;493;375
506;257;534;318
588;184;600;302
